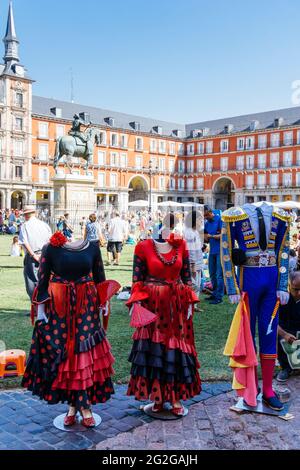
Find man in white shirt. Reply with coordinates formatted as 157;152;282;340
106;211;128;266
19;205;52;300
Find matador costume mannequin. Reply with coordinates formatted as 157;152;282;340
221;202;290;411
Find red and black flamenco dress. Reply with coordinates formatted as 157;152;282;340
126;238;201;404
22;240;118;410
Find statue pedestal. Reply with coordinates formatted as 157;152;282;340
52;175;96;237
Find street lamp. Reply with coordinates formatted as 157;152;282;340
148;158;158;213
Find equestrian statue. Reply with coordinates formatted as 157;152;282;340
54;114;99;174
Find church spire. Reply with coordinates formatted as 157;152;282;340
3;1;19;69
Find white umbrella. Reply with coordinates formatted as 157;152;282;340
276;201;300;210
180;202;203;208
128;200;149;207
157;201;183;208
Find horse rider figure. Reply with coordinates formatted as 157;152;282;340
68;114;90;146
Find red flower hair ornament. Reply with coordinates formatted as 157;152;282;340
166;232;183;247
50;231;68;247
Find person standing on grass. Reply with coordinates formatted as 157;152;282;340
277;271;300;382
204;205;224;305
106;211;128;266
18;205;52;300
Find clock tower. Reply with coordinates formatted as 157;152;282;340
0;1;34;209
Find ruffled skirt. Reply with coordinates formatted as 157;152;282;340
127;281;201;402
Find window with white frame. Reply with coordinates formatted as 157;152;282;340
14;140;23;157
169;177;175;189
159;177;165;190
220;139;229;152
159;140;166;154
284;131;293;146
135;155;143;169
258;154;266;169
178;143;184;155
39;167;49;183
110;173;118;188
120;153;127;168
206;141;213;153
237;138;245;151
110;133;118;147
15;165;23;179
271;133;280;148
178;160;185;173
159;158;166;171
270;152;279;168
15;117;23;131
187;179;194;191
221;157;228;171
206;158;213;172
187;144;194;155
197;160;204;172
150;139;157;153
283;151;293;167
169;142;175;155
98;151;106;165
110;152;119;167
283;173;292;187
197;177;204;190
150;156;157;168
120;134;128;148
98;172;105;187
297;130;300;145
99;131;107;146
246;175;254;188
38;143;48;161
197;142;205;154
270;173;279;187
56;125;65;139
38;122;48;139
236;156;244;170
245;155;254;170
187;161;194;173
15;92;23;108
257;174;266;188
297;150;300;165
246;136;255;150
169;159;175;173
136;137;143;151
258;134;267;149
178;178;185;190
296;173;300;186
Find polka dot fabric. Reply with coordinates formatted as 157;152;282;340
126;239;201;403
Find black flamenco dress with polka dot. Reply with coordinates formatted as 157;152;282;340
126;239;201;404
22;241;115;410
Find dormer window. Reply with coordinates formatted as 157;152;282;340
224;124;234;134
153;126;163;135
130;121;140;131
50;107;62;118
105;117;115;127
250;120;260;131
274;117;284;128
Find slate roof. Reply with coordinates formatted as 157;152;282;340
185;106;300;137
32;95;185;138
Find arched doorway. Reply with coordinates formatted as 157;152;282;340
128;176;149;203
0;191;4;209
11;191;25;210
213;178;235;210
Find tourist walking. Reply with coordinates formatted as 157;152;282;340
204;206;224;304
18;205;52;300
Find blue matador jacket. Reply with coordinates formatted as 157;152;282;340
220;206;291;296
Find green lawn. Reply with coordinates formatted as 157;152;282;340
0;236;235;389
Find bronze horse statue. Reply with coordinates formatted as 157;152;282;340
54;127;99;174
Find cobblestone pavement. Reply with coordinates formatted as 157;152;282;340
0;382;231;450
96;376;300;451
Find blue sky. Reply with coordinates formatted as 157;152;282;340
4;0;300;123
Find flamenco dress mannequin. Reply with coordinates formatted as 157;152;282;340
126;231;201;416
22;233;119;428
